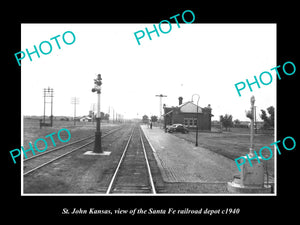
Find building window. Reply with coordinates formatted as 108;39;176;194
184;118;197;127
184;119;188;126
194;119;197;126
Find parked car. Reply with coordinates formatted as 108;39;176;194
167;124;189;134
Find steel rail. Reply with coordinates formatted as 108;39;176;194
23;127;122;162
139;126;156;194
106;125;156;194
23;135;94;162
23;140;94;176
23;127;123;176
105;126;135;194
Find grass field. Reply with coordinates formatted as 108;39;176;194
22;118;121;156
173;127;275;178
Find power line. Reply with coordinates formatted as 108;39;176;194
71;97;79;126
41;87;54;128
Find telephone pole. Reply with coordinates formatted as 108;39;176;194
71;97;79;126
249;96;255;156
40;87;54;128
191;94;200;147
155;94;167;120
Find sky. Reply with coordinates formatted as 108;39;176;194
21;23;276;121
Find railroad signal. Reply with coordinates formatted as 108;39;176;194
92;74;102;153
92;74;102;93
94;74;102;86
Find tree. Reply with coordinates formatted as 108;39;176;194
151;115;158;123
220;114;233;131
260;106;274;128
246;110;253;120
98;112;109;120
100;112;105;119
104;113;110;120
233;119;240;127
142;115;149;123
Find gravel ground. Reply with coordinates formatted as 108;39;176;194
24;122;270;194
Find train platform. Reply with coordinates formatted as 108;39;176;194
141;125;237;183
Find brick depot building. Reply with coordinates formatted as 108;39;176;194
163;97;213;131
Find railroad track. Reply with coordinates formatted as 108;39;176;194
23;127;122;176
106;125;156;194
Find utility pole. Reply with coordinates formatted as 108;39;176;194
92;74;102;153
254;106;257;134
191;94;200;147
43;89;46;124
41;87;54;128
108;106;110;123
249;96;255;156
112;108;115;123
155;94;167;122
71;97;79;126
91;103;96;124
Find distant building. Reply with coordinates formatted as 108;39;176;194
60;117;69;121
255;121;264;129
163;97;213;131
79;116;92;122
238;121;250;128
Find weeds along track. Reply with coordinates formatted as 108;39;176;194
23;127;122;176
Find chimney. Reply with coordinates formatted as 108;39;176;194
178;97;183;105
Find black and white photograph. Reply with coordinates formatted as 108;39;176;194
20;23;276;195
4;4;297;220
